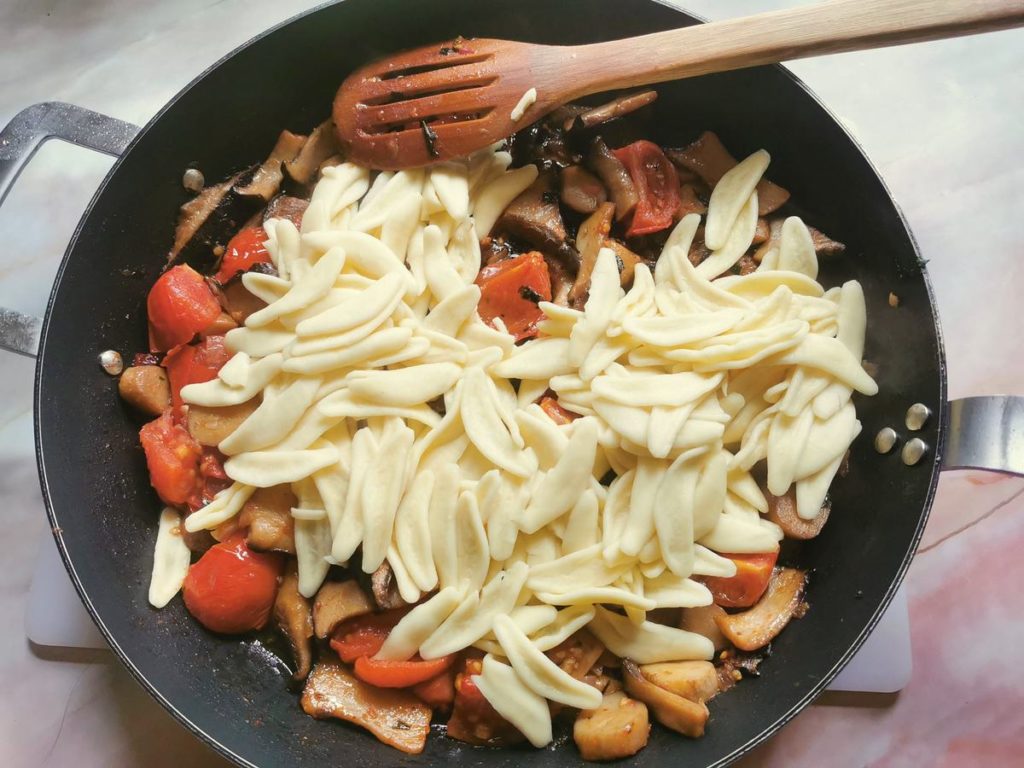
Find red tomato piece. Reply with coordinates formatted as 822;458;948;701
215;226;271;284
538;395;578;425
354;654;456;689
329;608;411;663
475;252;552;342
412;667;456;709
147;265;222;352
189;448;232;513
612;140;681;237
139;409;202;505
182;534;283;634
164;335;231;409
704;551;779;608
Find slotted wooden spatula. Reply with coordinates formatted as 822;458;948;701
333;0;1024;169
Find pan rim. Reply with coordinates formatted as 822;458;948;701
31;1;947;766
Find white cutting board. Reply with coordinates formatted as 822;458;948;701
25;531;911;693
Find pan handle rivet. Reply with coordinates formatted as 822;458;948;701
905;403;931;431
183;167;205;193
901;438;928;466
874;427;898;454
98;349;123;376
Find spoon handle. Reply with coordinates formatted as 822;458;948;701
563;0;1024;96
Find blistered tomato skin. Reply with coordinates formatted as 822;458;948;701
182;535;283;634
147;265;222;352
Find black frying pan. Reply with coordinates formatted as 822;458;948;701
1;1;1021;766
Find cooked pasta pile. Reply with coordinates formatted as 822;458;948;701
151;143;875;745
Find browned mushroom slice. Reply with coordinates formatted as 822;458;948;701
239;484;297;554
497;173;568;253
573;690;650;761
560;165;607;214
220;275;268;323
622;659;709;738
588;137;638;221
186;399;259;447
235;130;307;201
275;560;314;680
639;661;719;703
566;90;658;132
118;365;170;416
679;604;730;652
677;182;708;218
569;202;614;306
607;239;642;286
301;658;431;754
169;171;244;262
286;120;341;185
264;194;310;226
807;225;846;256
765;489;831;540
666;131;790;216
202;311;238;337
752;218;784;263
547;629;605;681
752;217;771;245
715;567;808;652
313;580;375;639
370;560;408;610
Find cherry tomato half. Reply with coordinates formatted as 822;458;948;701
182;534;283;634
704;551;779;608
139;409;202;505
475;251;552;342
612;140;680;238
215;226;271;284
147;265;221;352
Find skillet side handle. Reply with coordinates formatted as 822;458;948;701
0;102;140;358
943;396;1024;476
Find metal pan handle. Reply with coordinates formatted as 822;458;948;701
0;102;140;358
943;396;1024;476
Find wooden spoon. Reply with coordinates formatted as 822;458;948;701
334;0;1024;169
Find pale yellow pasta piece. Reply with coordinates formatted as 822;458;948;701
529;605;596;652
376;586;464;661
795;401;860;479
492;337;574;380
770;333;878;395
428;463;461;590
360;419;414;572
149;508;191;608
778;216;819;279
351;168;426;232
420;562;529;658
561;489;599;553
346;362;462;407
692;544;738;577
225;326;294;358
518;418;598;534
705;150;769;250
473;655;552;748
700;512;782;553
654;214;701;288
182;353;283;407
294;513;332;598
472;165;538;236
622;310;743;349
493;615;602;709
643;570;713;609
246;247;346;328
535;586;654;611
219;376;322;456
766;408;815;496
430;161;471;221
421;284;480;337
653;451;699;577
455;491;490;593
589;606;714;664
184;483;255;532
696;190;758;278
332;427;376;562
569;249;621;366
796;449;847;520
620;456;664;556
527;544;629;594
460;368;534;477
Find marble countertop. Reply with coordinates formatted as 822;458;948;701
2;1;1022;766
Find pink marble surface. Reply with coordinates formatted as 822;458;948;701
1;2;1022;767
